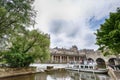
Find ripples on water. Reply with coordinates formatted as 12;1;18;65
0;70;112;80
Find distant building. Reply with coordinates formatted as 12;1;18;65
50;45;93;63
50;45;118;66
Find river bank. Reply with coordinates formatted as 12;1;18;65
0;64;66;78
0;67;37;78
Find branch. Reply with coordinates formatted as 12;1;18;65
23;37;37;53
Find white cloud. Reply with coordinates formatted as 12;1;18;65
34;0;120;50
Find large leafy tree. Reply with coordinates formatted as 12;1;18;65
0;0;50;67
2;30;50;67
0;0;36;48
95;8;120;64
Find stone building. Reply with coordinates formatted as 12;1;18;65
50;45;87;63
50;45;119;66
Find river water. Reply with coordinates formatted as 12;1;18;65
0;64;112;80
1;70;112;80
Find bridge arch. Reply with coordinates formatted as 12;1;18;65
96;58;106;68
87;58;94;61
87;58;95;64
108;58;116;65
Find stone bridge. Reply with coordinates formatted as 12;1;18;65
86;50;118;65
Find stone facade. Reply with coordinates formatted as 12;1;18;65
50;45;118;65
50;45;86;63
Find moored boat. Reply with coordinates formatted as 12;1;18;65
66;63;108;74
78;64;108;74
65;64;79;71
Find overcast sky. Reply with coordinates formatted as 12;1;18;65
34;0;120;50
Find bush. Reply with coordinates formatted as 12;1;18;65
4;52;34;68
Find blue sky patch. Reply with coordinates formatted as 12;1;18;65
88;16;108;30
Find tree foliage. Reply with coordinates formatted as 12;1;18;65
2;30;50;67
0;0;36;46
95;8;120;57
0;0;51;67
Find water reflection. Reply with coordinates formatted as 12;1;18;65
0;70;112;80
35;71;71;80
68;71;111;80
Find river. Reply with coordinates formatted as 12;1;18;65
0;64;112;80
0;70;112;80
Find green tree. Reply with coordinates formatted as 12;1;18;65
95;8;120;64
0;0;36;47
2;30;50;67
0;0;51;68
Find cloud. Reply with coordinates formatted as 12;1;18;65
34;0;120;50
49;19;67;35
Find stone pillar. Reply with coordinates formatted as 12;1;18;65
51;55;54;63
60;56;62;63
56;56;57;62
73;56;75;62
104;59;108;68
56;56;58;62
55;56;56;63
66;56;67;63
79;57;80;61
67;56;69;63
63;56;65;62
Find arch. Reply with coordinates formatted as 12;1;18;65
87;58;94;61
108;58;116;65
96;58;106;68
87;58;94;64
